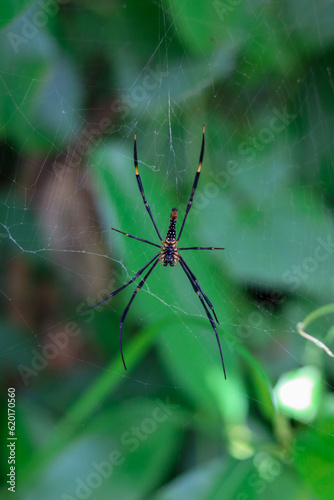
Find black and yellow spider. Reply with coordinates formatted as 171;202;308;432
81;126;226;378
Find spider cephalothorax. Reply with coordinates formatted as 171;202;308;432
80;126;226;378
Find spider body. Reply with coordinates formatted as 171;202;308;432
162;208;179;266
166;207;178;242
80;126;227;378
162;242;178;266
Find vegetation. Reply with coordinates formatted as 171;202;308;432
1;1;334;499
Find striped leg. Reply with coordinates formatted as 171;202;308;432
179;258;226;379
119;257;160;370
79;252;161;313
134;133;163;242
178;246;224;250
179;255;220;324
177;125;205;242
112;228;161;248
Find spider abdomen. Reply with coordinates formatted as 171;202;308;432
165;207;178;243
162;208;179;266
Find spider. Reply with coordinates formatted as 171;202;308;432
81;126;226;378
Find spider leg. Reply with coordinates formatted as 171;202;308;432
179;255;220;324
119;257;160;370
178;246;224;250
177;125;205;242
112;228;162;248
79;252;162;313
178;258;226;379
134;133;164;243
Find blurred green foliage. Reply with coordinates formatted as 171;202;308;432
1;1;334;499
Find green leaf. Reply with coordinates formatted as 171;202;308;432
22;400;180;500
0;21;83;153
15;322;160;493
210;185;334;298
0;0;36;30
153;458;242;500
153;454;309;500
274;366;323;422
294;420;334;500
297;60;334;200
164;0;255;56
234;342;277;422
157;314;249;426
287;0;334;53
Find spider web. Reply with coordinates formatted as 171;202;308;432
1;1;334;497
